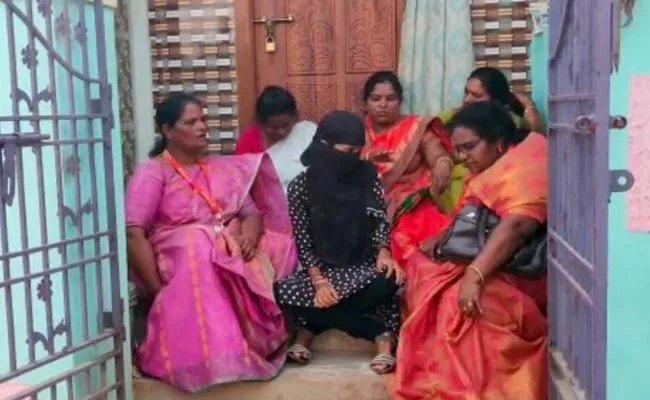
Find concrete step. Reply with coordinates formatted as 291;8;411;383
133;350;390;400
310;330;375;353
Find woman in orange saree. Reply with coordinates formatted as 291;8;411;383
361;71;453;264
393;102;548;400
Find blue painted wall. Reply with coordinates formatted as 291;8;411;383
605;2;650;399
530;2;650;399
0;1;130;399
530;30;548;122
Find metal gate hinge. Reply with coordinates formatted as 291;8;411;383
90;83;114;130
609;169;634;193
119;296;127;342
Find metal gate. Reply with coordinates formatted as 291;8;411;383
0;0;126;399
547;0;631;399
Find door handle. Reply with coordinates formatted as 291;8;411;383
0;133;50;205
252;15;296;53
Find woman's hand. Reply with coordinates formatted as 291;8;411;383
457;267;484;317
513;92;543;131
376;247;404;285
313;279;340;308
235;234;256;262
368;150;396;163
513;92;535;109
238;213;262;262
431;157;453;195
127;227;163;297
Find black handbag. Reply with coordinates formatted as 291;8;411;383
434;203;547;279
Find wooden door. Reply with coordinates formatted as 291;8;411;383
235;0;404;127
546;0;629;399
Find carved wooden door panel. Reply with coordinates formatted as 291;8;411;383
250;0;404;124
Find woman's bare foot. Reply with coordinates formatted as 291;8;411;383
287;328;315;365
370;332;396;374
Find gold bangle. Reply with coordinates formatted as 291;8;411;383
467;265;485;285
435;156;454;168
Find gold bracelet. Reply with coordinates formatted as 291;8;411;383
467;264;485;285
435;156;454;168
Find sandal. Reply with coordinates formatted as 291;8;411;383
287;343;312;365
370;353;397;374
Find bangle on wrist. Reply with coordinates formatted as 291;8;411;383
467;264;485;285
313;281;328;289
312;276;327;285
435;156;454;168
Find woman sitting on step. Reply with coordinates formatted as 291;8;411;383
393;102;548;399
235;86;317;193
126;93;296;393
274;111;403;375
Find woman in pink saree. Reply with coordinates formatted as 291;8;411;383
126;93;297;393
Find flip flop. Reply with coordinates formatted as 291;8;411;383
370;353;396;375
287;343;312;365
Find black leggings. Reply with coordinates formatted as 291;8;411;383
284;276;399;342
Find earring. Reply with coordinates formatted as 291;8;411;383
497;144;504;154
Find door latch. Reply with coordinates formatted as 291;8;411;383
252;15;296;53
573;114;628;133
0;133;50;205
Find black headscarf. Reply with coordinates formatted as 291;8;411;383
300;111;380;266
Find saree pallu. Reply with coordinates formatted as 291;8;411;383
234;121;316;193
126;154;297;393
362;115;450;263
393;133;548;400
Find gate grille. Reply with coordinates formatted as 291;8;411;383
0;1;126;399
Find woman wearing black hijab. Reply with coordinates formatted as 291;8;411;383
274;110;403;374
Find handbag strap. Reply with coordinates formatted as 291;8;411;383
476;205;492;248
